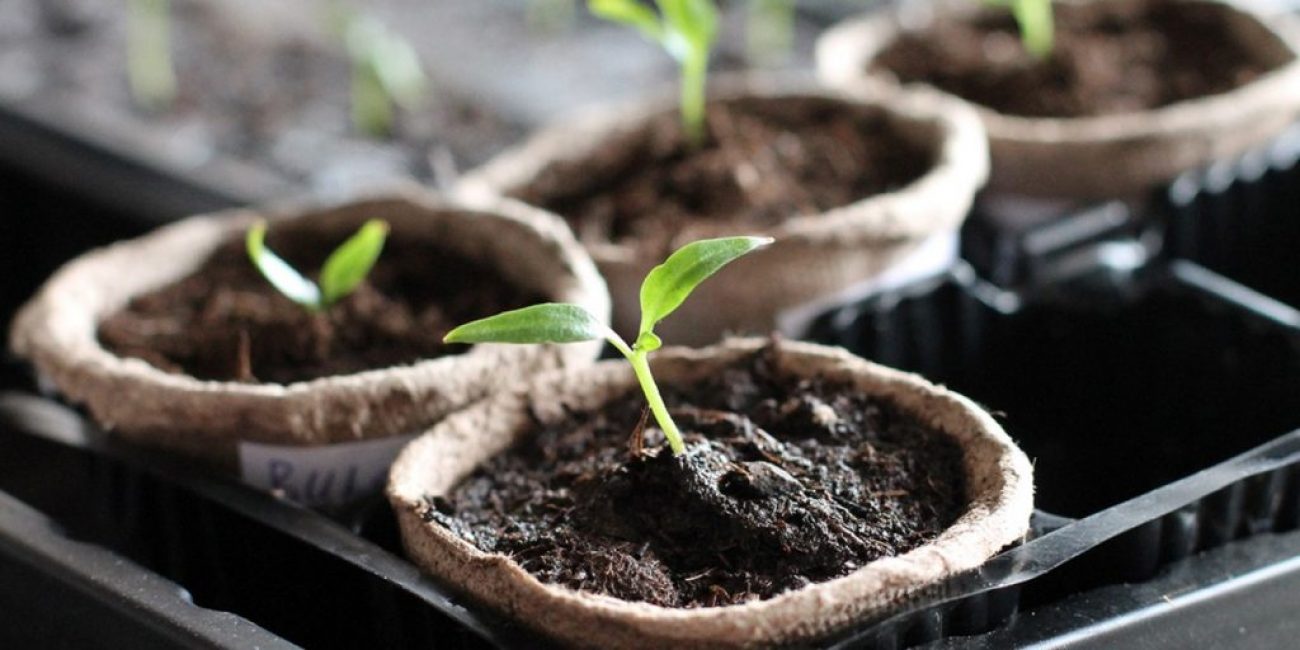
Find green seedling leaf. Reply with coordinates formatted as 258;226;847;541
589;0;664;41
587;0;718;145
444;303;612;345
638;236;772;337
246;221;323;309
340;11;429;136
987;0;1054;58
320;219;389;306
246;219;389;311
442;234;769;458
366;28;427;110
1012;0;1053;59
659;0;718;60
746;0;795;67
126;0;176;111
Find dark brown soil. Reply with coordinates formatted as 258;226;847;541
873;1;1278;118
512;96;933;256
424;344;967;608
98;228;541;384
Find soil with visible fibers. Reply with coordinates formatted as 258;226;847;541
873;1;1279;118
98;228;541;384
512;96;933;257
424;344;967;608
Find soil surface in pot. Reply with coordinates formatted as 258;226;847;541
424;345;967;607
98;228;541;384
511;96;933;256
872;1;1279;118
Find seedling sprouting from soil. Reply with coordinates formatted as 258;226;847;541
246;219;389;311
445;235;772;456
331;6;429;137
747;0;795;67
127;0;176;111
988;0;1054;58
588;0;719;146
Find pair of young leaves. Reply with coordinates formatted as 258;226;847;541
446;235;772;456
246;218;768;458
246;219;389;311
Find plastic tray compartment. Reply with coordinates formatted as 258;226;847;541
811;261;1300;518
3;258;1300;648
0;391;545;650
806;260;1300;646
1159;124;1300;311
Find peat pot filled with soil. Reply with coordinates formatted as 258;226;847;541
457;77;989;345
817;0;1300;198
388;339;1033;649
9;189;609;507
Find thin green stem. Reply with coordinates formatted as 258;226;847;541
352;61;392;137
680;52;707;148
127;0;176;111
628;349;685;455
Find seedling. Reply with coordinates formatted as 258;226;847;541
987;0;1054;58
747;0;795;68
246;219;389;311
445;235;772;456
126;0;176;111
588;0;719;146
331;5;430;137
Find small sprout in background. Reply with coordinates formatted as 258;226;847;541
527;0;578;34
747;0;795;68
588;0;719;147
246;219;389;312
330;3;430;138
987;0;1054;59
445;235;772;457
126;0;176;111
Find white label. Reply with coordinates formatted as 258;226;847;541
238;435;416;507
776;231;958;338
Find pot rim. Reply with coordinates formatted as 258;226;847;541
9;185;610;446
456;73;990;267
816;0;1300;145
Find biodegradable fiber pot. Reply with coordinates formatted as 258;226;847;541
388;338;1033;649
9;189;609;506
816;0;1300;198
457;76;989;346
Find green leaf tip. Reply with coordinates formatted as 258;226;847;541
245;220;322;309
443;303;610;346
638;235;773;336
245;218;389;311
320;219;389;306
589;0;665;42
988;0;1054;58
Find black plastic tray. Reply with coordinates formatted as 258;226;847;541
0;259;1298;648
806;260;1300;646
1159;124;1300;311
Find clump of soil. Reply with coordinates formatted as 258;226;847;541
873;1;1279;118
512;96;934;256
424;345;967;608
98;227;541;384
